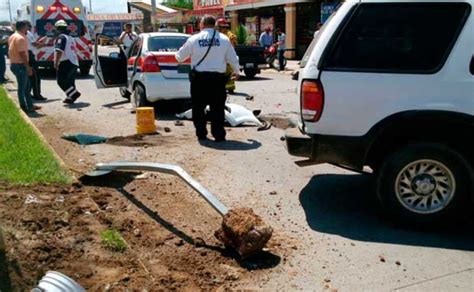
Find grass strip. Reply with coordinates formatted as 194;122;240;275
0;86;71;184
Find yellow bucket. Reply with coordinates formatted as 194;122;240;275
136;107;156;134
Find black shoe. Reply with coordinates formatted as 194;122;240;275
197;136;208;141
33;95;47;101
214;137;226;142
64;92;81;104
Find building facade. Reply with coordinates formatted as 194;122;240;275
226;0;330;59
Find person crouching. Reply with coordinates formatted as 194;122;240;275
54;20;81;104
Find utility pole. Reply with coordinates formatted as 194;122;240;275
7;0;13;24
150;0;157;32
89;0;92;13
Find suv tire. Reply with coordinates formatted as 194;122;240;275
134;84;149;108
376;143;472;226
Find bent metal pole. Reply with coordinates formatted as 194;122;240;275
94;162;229;216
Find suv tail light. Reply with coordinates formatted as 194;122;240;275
301;80;324;122
141;54;161;72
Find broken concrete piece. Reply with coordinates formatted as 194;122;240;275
215;208;273;258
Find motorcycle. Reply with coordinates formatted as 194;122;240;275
264;44;287;70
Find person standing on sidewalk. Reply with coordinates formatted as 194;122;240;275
26;22;46;101
8;21;41;113
176;16;240;142
119;23;138;54
54;20;81;104
275;28;286;71
216;18;237;94
0;30;8;84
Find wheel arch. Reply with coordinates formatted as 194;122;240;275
365;110;474;170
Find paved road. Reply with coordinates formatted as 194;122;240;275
5;65;474;291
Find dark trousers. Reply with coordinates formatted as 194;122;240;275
0;53;6;82
28;51;41;98
278;50;285;71
190;71;227;140
57;60;79;98
10;64;33;111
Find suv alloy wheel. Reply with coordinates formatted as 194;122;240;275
376;143;472;226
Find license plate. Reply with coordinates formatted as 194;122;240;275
245;63;254;68
177;64;191;73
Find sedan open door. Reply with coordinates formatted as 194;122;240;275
93;34;128;89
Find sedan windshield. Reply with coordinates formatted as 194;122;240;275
148;36;188;52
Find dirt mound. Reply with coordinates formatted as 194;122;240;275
0;182;285;290
215;208;273;258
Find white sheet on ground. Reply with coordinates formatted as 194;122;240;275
176;103;263;127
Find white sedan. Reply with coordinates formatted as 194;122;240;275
93;32;191;107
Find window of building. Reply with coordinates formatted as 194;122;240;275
323;3;471;73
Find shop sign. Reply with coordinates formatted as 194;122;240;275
321;2;340;23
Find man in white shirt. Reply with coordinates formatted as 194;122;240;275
26;22;46;100
275;28;286;71
54;20;81;104
176;15;240;142
119;23;138;53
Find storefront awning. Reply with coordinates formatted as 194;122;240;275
225;0;313;11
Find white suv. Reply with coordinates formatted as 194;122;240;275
286;0;474;225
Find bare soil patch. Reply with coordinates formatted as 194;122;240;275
106;132;189;148
0;177;289;290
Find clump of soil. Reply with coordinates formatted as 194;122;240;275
215;208;273;258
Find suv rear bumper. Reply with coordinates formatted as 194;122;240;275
285;127;314;158
285;127;369;170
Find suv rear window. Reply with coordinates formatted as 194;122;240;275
148;36;188;52
323;3;471;73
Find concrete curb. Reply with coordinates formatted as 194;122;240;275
2;82;76;182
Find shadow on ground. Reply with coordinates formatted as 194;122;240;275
199;139;262;151
238;75;272;82
64;102;90;109
299;174;474;251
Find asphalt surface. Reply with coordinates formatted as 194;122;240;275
5;63;474;291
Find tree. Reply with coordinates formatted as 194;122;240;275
163;0;193;10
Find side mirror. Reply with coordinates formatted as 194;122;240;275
109;52;120;59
